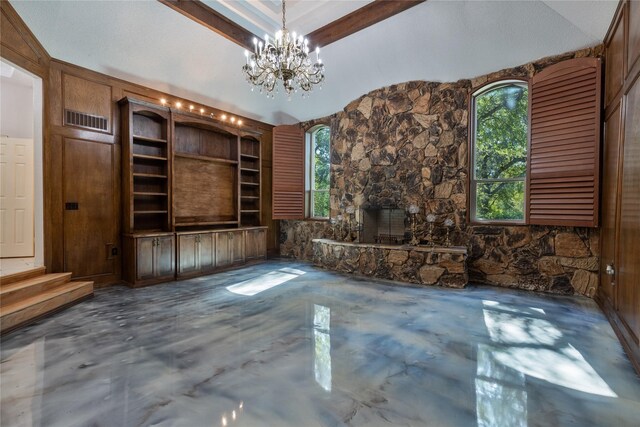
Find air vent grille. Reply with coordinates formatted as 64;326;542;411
64;109;108;132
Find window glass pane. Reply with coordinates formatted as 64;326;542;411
475;181;525;221
314;127;330;191
475;85;528;180
313;191;329;218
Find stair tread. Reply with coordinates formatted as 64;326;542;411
0;266;47;286
1;281;93;317
0;272;71;294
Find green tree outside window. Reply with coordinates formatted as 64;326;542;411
312;126;330;217
473;83;528;221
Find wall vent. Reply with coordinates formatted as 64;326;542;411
64;109;108;132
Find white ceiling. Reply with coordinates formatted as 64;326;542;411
8;0;618;125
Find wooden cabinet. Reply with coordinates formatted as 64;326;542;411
177;232;216;278
216;230;245;268
245;228;267;261
123;233;175;286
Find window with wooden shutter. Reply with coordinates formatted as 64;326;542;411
272;125;305;219
529;57;602;227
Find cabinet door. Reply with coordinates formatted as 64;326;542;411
178;234;198;276
230;231;245;264
136;237;155;281
199;233;216;272
156;236;175;279
216;232;232;267
245;229;266;260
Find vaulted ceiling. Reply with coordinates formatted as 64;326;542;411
9;0;617;125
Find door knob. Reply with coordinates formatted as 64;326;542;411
606;264;615;276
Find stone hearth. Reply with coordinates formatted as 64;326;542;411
313;239;467;288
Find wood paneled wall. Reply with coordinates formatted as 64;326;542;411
1;1;277;285
599;0;640;375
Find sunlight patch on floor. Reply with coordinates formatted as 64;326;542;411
480;300;617;398
226;268;305;296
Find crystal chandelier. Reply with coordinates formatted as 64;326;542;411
242;0;325;97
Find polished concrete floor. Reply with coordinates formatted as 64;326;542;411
1;260;639;427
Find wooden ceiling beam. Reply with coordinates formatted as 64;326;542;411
158;0;426;51
158;0;259;51
305;0;426;48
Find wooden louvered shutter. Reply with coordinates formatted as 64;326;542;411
272;125;305;219
528;57;602;227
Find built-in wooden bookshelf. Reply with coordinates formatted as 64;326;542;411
120;98;171;234
120;97;266;286
240;134;262;226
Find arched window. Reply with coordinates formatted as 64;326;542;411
307;125;330;218
470;80;529;223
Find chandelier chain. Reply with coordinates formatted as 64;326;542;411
282;0;286;31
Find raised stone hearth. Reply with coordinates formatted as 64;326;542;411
313;239;467;288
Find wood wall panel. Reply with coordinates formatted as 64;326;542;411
62;73;113;134
599;0;640;375
628;0;640;75
599;102;623;303
618;75;640;346
606;10;625;107
63;138;119;282
173;157;236;223
0;1;49;76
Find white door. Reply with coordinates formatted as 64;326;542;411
0;137;34;257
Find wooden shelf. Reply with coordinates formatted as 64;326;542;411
134;210;168;215
175;220;239;226
133;173;167;179
241;153;259;159
241;168;260;173
241;210;260;213
174;152;238;165
133;192;168;196
133;135;167;144
133;153;168;161
241;196;259;200
240;182;259;186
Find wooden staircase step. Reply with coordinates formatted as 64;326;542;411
0;281;93;334
0;273;72;308
0;266;47;286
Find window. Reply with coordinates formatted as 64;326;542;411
307;125;330;218
471;81;529;223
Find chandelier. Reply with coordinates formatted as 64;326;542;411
242;0;325;97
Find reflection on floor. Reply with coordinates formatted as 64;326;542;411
1;260;639;427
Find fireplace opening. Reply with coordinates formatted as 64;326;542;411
360;207;406;244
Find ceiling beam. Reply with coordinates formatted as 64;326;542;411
158;0;259;51
159;0;426;51
306;0;426;48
